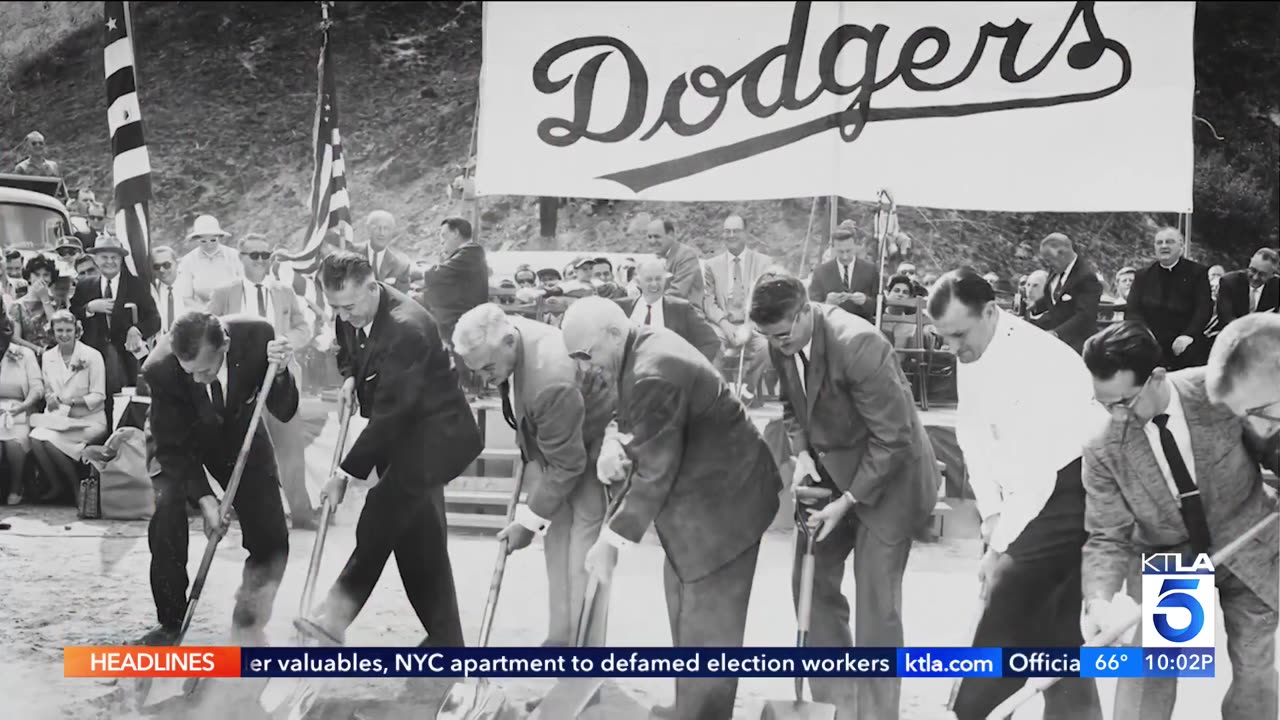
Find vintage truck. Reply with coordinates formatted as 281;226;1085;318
0;174;72;257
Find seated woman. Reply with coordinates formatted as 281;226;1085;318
10;254;64;355
0;303;44;505
29;311;107;505
882;273;936;349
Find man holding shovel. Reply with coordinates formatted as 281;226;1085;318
134;312;297;646
749;276;940;720
452;303;615;648
296;253;482;655
563;297;781;720
1081;319;1280;720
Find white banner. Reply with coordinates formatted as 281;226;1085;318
477;1;1195;212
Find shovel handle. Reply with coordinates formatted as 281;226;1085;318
298;399;356;618
478;453;527;648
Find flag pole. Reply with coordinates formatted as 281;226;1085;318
122;2;139;91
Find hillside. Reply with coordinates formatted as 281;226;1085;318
2;1;1276;284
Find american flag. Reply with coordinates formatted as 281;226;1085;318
281;12;352;274
104;1;153;288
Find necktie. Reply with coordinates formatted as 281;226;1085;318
797;350;810;397
256;284;266;317
356;327;368;349
103;280;113;329
165;285;174;330
1151;414;1211;556
499;381;518;431
644;303;652;326
843;264;851;291
210;378;226;416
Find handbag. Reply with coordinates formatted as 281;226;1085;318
78;470;101;520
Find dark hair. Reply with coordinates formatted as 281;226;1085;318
4;249;21;261
593;258;613;272
23;254;60;283
749;275;808;325
927;267;995;320
319;251;374;291
75;255;97;270
441;217;473;240
662;219;675;235
831;228;856;243
886;274;914;295
1082;321;1164;384
169;311;227;362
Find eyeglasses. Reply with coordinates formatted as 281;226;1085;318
761;307;806;345
1095;375;1151;413
1244;399;1280;424
646;234;663;240
241;251;272;261
152;261;173;271
56;248;79;256
569;351;591;362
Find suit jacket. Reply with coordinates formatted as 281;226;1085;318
614;295;720;362
703;248;774;325
1125;258;1213;354
1030;255;1105;353
610;326;781;582
335;283;482;491
206;278;313;378
772;304;940;543
508;316;615;520
660;242;706;315
420;241;490;342
1082;369;1280;611
142;315;300;506
1215;270;1279;328
358;243;413;291
808;258;880;322
70;271;161;388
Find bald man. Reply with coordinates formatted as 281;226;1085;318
614;259;720;362
565;297;780;720
362;210;412;290
645;219;705;313
1031;233;1103;353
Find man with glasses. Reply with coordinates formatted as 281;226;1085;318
1082;319;1279;720
149;246;187;336
929;268;1105;720
13;131;60;178
1215;247;1279;328
176;214;242;312
564;296;780;720
750;275;939;720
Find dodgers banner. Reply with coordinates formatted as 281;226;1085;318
477;1;1195;212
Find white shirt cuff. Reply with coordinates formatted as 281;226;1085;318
600;526;633;550
513;504;551;536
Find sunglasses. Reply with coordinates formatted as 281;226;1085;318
56;248;79;256
646;234;663;239
241;251;272;261
152;261;173;271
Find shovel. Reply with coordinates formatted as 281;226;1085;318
135;361;281;711
257;396;358;720
434;454;528;720
985;509;1280;720
946;545;989;713
759;504;836;720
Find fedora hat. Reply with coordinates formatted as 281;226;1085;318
186;214;230;240
88;233;129;257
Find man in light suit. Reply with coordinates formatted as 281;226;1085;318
564;297;781;720
207;234;316;529
452;304;615;647
1082;320;1279;720
361;210;413;291
615;258;720;362
807;228;880;322
703;214;774;393
1215;247;1279;330
750;276;939;720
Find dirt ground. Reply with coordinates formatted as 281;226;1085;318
0;405;1266;720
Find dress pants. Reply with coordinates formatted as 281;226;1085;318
1114;566;1278;720
147;463;289;633
799;512;912;720
712;322;769;391
662;541;761;720
543;478;609;647
264;412;314;527
322;478;464;646
953;459;1103;720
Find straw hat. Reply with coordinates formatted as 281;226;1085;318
88;233;129;256
186;214;230;240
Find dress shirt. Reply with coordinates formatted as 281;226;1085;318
1251;284;1264;313
1051;255;1078;299
954;310;1108;553
1142;387;1197;504
795;340;812;396
630;297;665;328
207;354;229;406
839;259;855;290
152;281;187;334
369;247;387;278
177;244;242;311
100;274;121;303
242;279;274;323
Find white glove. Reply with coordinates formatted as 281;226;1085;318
597;433;634;485
792;452;819;491
1081;594;1141;645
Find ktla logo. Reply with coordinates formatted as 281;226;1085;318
1141;553;1216;648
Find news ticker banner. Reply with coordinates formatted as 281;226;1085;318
65;647;1215;680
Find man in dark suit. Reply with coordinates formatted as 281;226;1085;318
1125;227;1214;370
751;277;939;720
615;258;720;362
1031;233;1104;353
134;312;297;646
1083;321;1279;720
647;218;706;314
808;228;879;322
361;210;413;291
563;297;781;720
296;252;482;652
69;234;161;429
420;217;490;345
1215;247;1279;329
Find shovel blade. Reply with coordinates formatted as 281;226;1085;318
529;677;605;720
259;677;320;720
758;699;838;720
436;680;513;720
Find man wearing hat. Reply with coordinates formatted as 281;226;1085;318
13;131;60;178
70;234;160;430
176;215;242;312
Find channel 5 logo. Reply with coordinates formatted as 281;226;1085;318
1141;553;1216;648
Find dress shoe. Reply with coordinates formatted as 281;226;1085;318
649;703;678;719
133;625;181;647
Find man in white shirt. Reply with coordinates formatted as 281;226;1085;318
613;258;720;362
150;246;188;336
928;268;1105;720
1083;320;1279;720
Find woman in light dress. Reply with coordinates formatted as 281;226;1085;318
0;299;43;505
29;311;107;505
